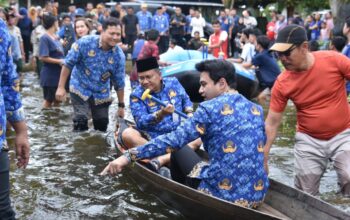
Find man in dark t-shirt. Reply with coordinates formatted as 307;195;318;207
242;35;280;105
170;7;186;48
122;7;139;53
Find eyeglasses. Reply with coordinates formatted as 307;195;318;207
275;45;297;58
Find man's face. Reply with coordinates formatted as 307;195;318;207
0;11;5;20
194;32;200;39
87;3;93;11
141;6;147;12
8;15;17;26
101;25;122;48
127;8;133;15
230;9;236;16
277;43;307;72
199;72;221;100
343;23;349;36
213;23;221;33
138;69;162;92
248;34;256;44
46;3;53;12
63;17;71;25
69;5;76;13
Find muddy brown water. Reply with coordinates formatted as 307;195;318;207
7;72;350;219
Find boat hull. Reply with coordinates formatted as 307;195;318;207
107;122;350;220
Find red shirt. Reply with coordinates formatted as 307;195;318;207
270;51;350;140
266;21;276;40
138;41;159;60
209;30;228;59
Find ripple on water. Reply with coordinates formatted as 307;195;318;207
9;72;350;219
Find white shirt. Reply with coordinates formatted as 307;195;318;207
190;16;206;37
167;45;184;53
240;42;255;63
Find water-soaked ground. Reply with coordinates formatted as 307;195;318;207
7;72;350;219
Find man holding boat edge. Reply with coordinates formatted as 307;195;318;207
265;24;350;196
101;59;269;208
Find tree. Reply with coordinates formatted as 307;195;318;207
330;0;350;35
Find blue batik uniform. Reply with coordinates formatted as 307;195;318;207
130;77;193;139
64;35;125;105
152;14;169;34
130;93;269;207
0;20;25;150
136;11;152;32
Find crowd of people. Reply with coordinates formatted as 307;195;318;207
1;0;350;219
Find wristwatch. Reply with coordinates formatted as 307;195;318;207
118;102;125;108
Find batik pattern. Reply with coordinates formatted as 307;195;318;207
131;93;269;207
0;20;25;150
64;35;125;105
130;77;193;139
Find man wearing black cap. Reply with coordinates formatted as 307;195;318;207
265;24;350;196
118;56;197;172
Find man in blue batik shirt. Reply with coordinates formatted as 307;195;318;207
119;56;199;172
56;18;126;132
0;19;30;220
136;3;152;33
101;59;269;208
152;7;169;54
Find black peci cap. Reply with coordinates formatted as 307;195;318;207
136;57;159;73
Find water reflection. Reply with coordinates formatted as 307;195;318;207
8;72;350;219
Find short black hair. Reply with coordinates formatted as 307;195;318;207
345;16;350;28
249;28;262;37
256;35;270;50
102;17;121;31
195;59;237;89
147;29;159;41
331;36;346;52
61;13;71;20
170;38;177;45
308;40;319;51
42;13;57;30
242;28;252;38
212;20;220;25
110;10;120;19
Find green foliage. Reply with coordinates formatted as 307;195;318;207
0;0;8;7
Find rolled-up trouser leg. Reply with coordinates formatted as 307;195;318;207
294;132;328;195
91;102;110;132
328;129;350;196
71;93;89;131
333;151;350;196
0;151;16;220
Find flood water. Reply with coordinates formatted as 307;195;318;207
7;71;350;219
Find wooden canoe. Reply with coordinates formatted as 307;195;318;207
106;124;350;220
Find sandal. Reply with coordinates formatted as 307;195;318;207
145;158;160;173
